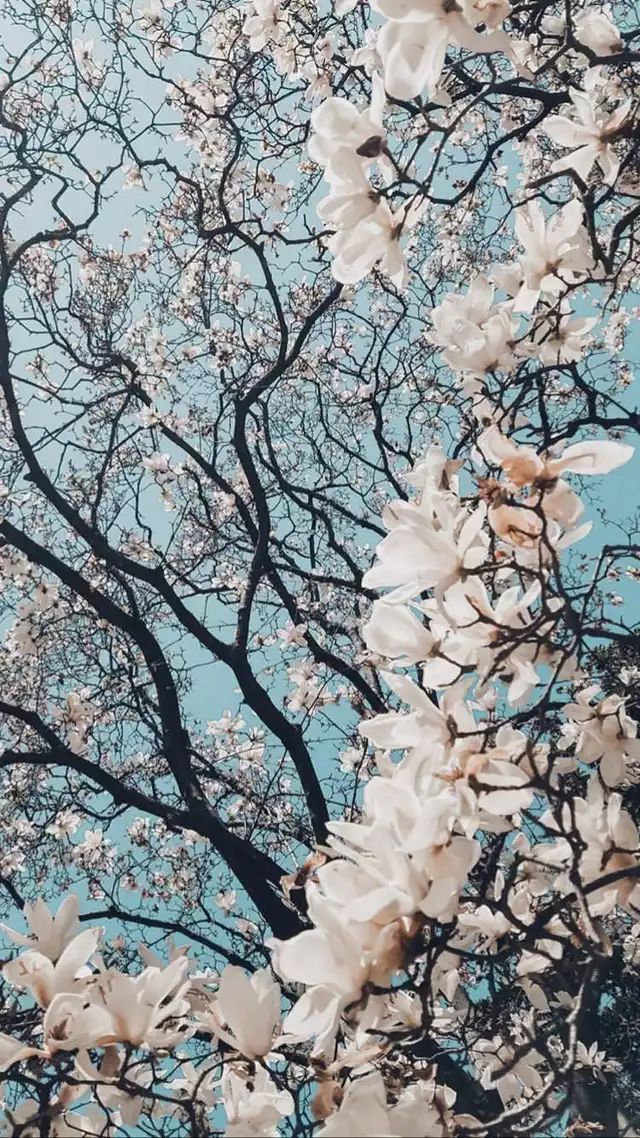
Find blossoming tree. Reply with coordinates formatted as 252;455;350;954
0;0;639;1132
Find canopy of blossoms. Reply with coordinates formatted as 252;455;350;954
0;0;638;1133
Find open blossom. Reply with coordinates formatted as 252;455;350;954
511;199;593;312
46;809;82;840
221;1065;293;1138
202;966;280;1058
326;769;481;920
543;87;631;184
43;956;192;1052
317;176;381;232
328;195;425;288
480;426;632;536
308;77;385;186
362;493;488;602
573;7;622;54
72;1052;154;1129
480;426;633;487
439;576;547;705
307;75;410;288
318;1070;456;1137
362;598;437;666
475;1036;546;1106
272;893;414;1053
539;779;640;913
561;686;640;786
430;275;519;376
243;0;286;52
359;670;476;760
527;306;598;365
541;7;622;56
3;927;102;1008
1;896;80;961
373;0;516;100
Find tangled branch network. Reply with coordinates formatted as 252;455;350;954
0;0;639;1133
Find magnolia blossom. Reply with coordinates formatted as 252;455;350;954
307;76;417;287
480;428;631;539
308;78;386;186
362;494;488;602
43;957;192;1052
511;199;593;312
562;686;640;786
221;1065;294;1138
328;196;425;287
359;670;477;759
243;0;286;52
271;885;417;1053
1;895;80;961
317;178;381;232
438;576;547;705
430;275;519;376
475;1036;546;1106
539;779;640;913
543;87;631;184
541;7;622;56
73;1052;154;1129
573;7;622;54
362;598;438;666
318;1070;456;1136
203;966;280;1058
373;0;516;100
3;927;101;1008
528;306;598;364
480;427;633;538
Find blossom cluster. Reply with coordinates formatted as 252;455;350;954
0;0;638;1133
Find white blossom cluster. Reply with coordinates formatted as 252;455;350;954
0;0;638;1133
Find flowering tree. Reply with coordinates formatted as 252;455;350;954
0;0;639;1132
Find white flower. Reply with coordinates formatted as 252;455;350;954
475;1036;546;1106
319;1070;455;1136
527;308;598;364
328;196;425;288
563;688;640;786
539;779;640;912
430;275;519;376
543;87;631;185
428;276;519;375
358;671;475;759
3;927;102;1008
202;966;280;1058
276;621;307;648
1;896;80;962
44;956;192;1051
72;828;114;869
512;199;593;312
308;77;385;185
243;0;286;52
373;0;516;100
362;493;488;602
327;760;480;919
46;810;82;840
574;8;622;55
221;1065;293;1138
362;599;436;665
272;876;422;1053
480;427;634;487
